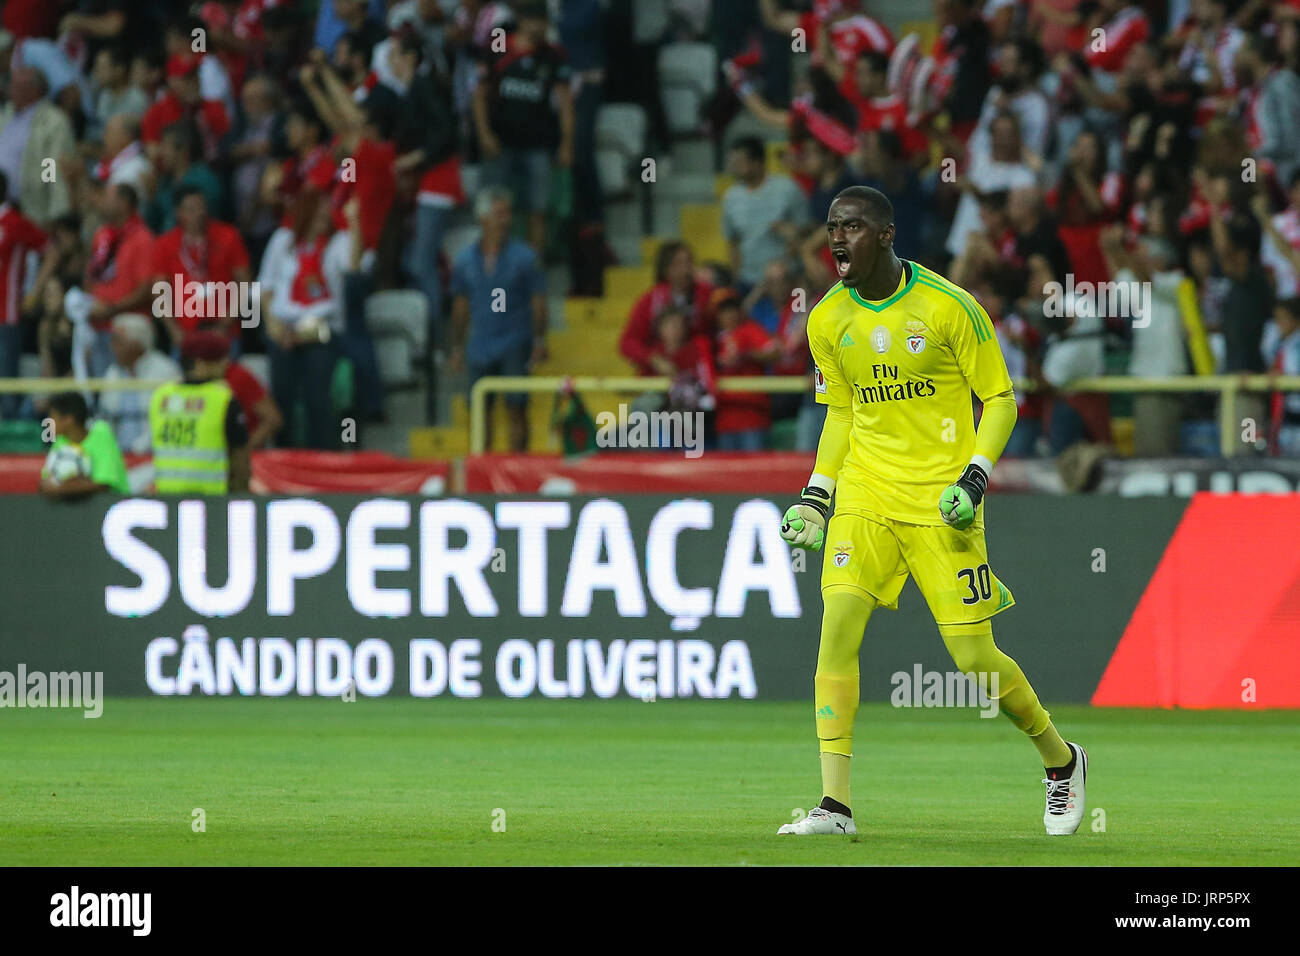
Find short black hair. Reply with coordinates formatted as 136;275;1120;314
115;182;140;212
339;28;378;66
516;0;549;22
174;184;206;208
162;119;199;162
166;14;206;40
286;98;326;138
873;129;903;162
363;86;399;141
857;51;890;75
978;189;1009;212
1225;213;1261;256
392;24;425;66
132;45;167;73
49;391;89;426
1008;37;1045;78
729;136;766;165
51;212;81;234
99;42;132;72
832;185;894;226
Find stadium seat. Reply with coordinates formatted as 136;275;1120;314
596;148;631;197
365;290;430;388
658;43;717;137
596;103;648;155
603;265;653;300
241;353;271;390
595;103;649;198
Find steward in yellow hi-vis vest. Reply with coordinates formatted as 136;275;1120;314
149;330;250;494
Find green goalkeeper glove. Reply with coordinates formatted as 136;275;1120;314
938;463;989;530
780;485;831;551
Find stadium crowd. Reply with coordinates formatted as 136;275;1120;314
1;0;1300;459
614;0;1300;458
0;0;596;452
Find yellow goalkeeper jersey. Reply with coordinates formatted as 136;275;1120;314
808;260;1014;526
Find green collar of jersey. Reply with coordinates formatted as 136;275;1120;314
847;260;915;311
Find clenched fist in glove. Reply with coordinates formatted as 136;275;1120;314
938;462;988;531
780;485;832;551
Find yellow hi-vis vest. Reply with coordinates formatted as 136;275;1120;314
149;380;233;494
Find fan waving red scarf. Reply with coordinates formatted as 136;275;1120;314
290;236;330;307
86;225;125;284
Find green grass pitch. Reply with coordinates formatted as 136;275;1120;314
2;699;1296;866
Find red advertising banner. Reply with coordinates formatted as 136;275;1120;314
463;452;818;494
250;450;448;494
0;451;449;495
1092;493;1300;708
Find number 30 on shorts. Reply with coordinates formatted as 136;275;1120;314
957;564;993;604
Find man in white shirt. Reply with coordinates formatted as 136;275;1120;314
98;312;182;454
968;38;1052;161
946;111;1039;259
722;135;810;289
1101;226;1188;455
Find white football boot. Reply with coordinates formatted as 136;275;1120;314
777;806;856;835
1042;742;1088;835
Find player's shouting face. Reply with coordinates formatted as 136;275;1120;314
826;194;895;287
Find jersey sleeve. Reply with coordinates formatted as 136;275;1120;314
807;305;851;407
87;423;129;493
945;292;1014;401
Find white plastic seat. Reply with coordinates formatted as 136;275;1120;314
658;42;717;135
595;103;648;158
365;290;430;388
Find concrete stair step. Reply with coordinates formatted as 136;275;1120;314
654;170;718;203
409;425;469;459
650;199;683;238
603;265;654;300
669;138;715;173
608;234;644;268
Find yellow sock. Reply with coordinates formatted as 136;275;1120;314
937;620;1070;765
814;586;875;755
1029;722;1072;769
820;751;851;808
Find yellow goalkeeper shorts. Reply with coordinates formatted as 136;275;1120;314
821;509;1015;625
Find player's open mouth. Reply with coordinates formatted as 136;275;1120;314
832;248;851;277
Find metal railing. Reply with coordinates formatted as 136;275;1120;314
470;374;1300;457
0;378;176;393
3;372;1298;460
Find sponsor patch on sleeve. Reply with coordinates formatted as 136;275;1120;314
814;365;827;394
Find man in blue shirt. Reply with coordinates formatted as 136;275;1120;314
449;187;549;451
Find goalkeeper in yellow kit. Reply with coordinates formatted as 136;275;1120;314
777;186;1088;836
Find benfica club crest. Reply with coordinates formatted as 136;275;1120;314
904;319;928;355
